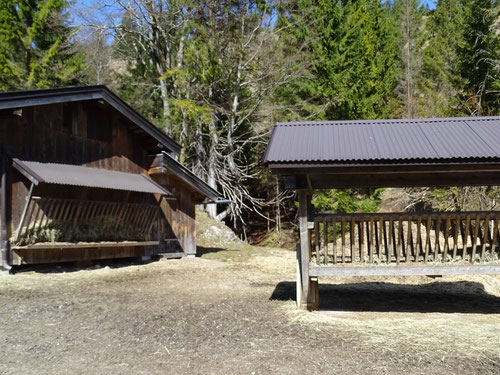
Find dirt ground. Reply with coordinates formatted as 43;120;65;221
0;244;499;375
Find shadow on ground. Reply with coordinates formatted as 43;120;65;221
10;256;160;274
196;246;227;256
270;281;500;314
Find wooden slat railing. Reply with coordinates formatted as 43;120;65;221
13;197;161;244
310;211;500;265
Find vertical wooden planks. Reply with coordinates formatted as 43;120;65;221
463;215;471;260
388;216;394;263
491;215;499;260
415;216;422;263
369;218;374;263
332;219;337;264
323;220;328;265
434;216;441;261
424;216;432;263
471;214;480;263
443;215;451;262
480;214;490;262
350;217;355;263
396;216;403;265
358;221;363;262
341;217;346;263
315;222;320;265
452;216;460;261
406;216;412;262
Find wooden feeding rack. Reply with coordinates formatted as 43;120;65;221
13;197;163;247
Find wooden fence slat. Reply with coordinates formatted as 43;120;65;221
471;214;480;263
332;219;337;264
443;215;451;262
480;215;490;263
341;217;346;263
434;217;441;261
424;216;432;263
463;215;471;261
315;222;320;265
358;221;364;262
452;217;460;260
323;220;328;265
350;218;355;263
388;217;394;263
415;216;422;263
406;216;412;262
369;218;374;263
397;216;403;265
491;215;499;259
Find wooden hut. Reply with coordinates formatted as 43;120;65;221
265;117;500;310
0;86;222;269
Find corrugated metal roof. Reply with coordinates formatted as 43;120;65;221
13;159;172;195
153;152;223;202
264;116;500;164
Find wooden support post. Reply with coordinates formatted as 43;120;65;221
309;277;320;311
298;190;311;310
463;215;471;260
480;215;490;263
14;183;34;242
332;219;337;264
1;152;10;269
323;220;328;265
491;216;499;259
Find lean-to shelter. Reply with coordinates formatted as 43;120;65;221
0;86;222;269
265;117;500;310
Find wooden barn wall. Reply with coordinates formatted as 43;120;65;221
0;100;192;264
152;174;196;256
0;101;157;235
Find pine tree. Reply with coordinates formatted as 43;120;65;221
0;0;82;90
457;0;499;115
419;0;464;116
393;0;425;118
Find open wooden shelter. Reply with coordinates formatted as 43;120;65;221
265;116;500;310
0;86;223;269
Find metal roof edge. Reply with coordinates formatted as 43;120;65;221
275;115;500;126
159;152;222;202
263;123;279;163
0;85;182;155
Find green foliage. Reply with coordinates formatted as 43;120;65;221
311;188;384;214
0;0;83;90
456;0;499;115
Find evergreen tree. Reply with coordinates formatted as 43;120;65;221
457;0;499;115
0;0;82;90
393;0;425;118
419;0;464;116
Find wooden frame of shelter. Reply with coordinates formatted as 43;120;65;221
265;117;500;310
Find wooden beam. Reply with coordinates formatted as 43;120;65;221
0;152;10;269
309;265;500;277
11;241;160;250
298;190;310;310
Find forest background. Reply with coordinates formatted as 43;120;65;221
0;0;499;242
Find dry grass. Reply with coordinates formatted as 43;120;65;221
1;220;499;374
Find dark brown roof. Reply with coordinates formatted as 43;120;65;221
0;85;181;155
264;116;500;165
13;159;172;195
151;152;222;202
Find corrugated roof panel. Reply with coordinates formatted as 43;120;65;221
466;119;500;157
265;116;500;164
13;159;172;195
